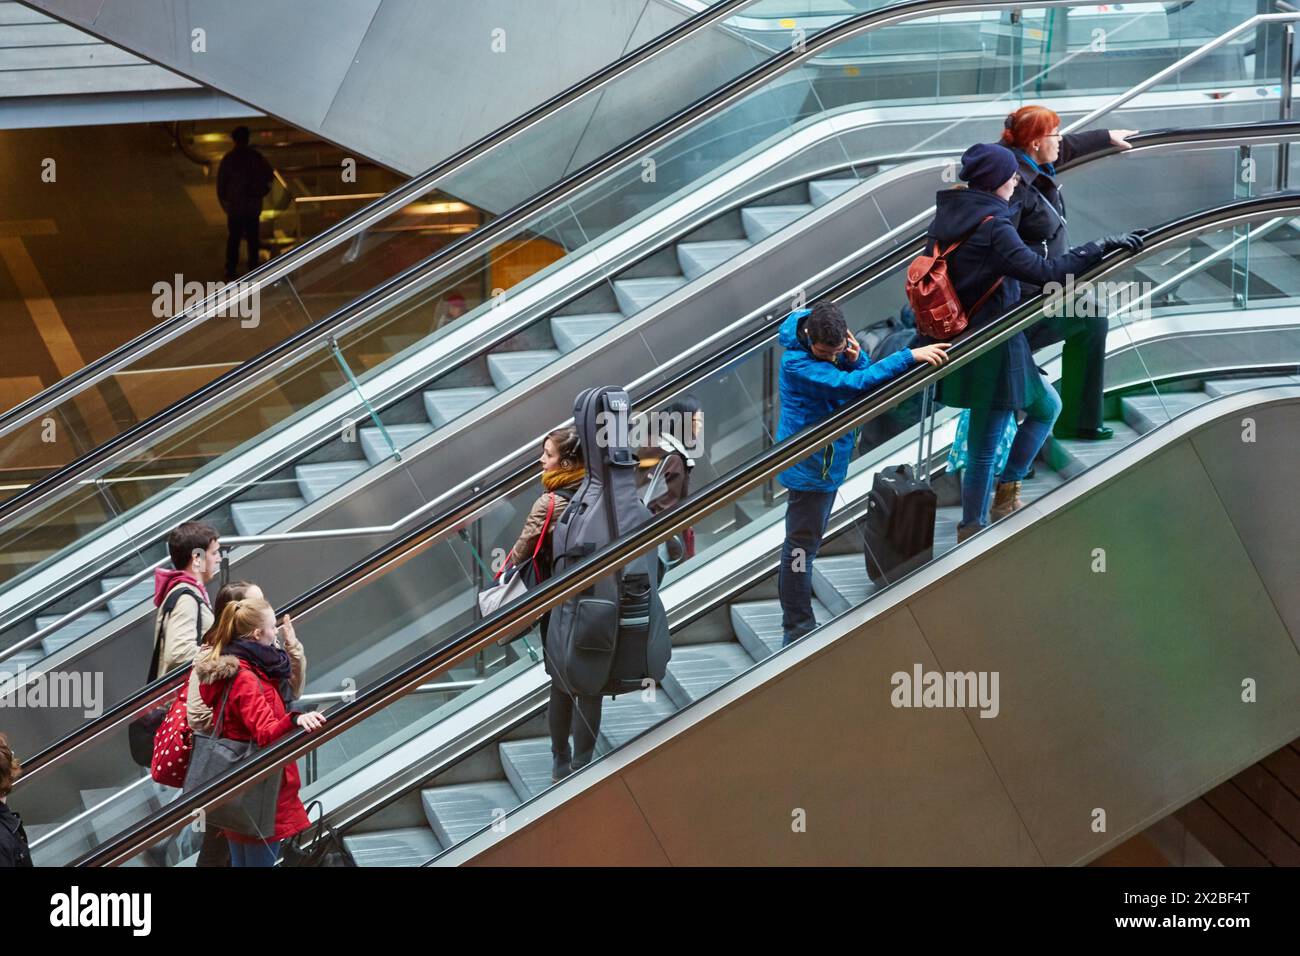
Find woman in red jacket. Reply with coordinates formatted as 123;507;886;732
195;597;326;867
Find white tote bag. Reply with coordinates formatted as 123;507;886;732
477;564;528;616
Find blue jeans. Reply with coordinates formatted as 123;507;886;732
960;375;1062;529
228;839;283;867
779;489;837;647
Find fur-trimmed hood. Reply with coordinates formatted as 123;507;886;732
193;650;240;685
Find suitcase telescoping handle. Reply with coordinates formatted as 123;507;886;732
915;382;938;481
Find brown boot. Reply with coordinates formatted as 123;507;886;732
989;481;1024;521
956;523;980;543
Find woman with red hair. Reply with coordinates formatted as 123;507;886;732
1002;105;1137;441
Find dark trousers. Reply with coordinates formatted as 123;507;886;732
548;683;603;768
1029;313;1107;432
778;488;837;647
225;211;261;276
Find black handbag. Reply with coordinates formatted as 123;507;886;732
182;676;281;839
128;588;203;767
280;801;354;867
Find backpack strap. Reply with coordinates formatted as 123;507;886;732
968;275;1005;321
933;214;997;260
934;215;1004;322
146;586;206;683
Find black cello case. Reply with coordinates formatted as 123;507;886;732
547;386;671;696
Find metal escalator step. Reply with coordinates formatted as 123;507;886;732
550;313;623;353
675;240;751;281
661;642;756;708
485;349;561;391
1204;375;1300;398
808;178;857;206
294;460;370;503
1236;241;1300;295
99;575;155;617
422;386;498;428
611;276;687;316
342;827;442;866
229;497;305;536
1044;420;1142;479
499;737;554;800
596;692;678;751
811;554;876;617
933;504;964;558
1;648;44;672
420;781;521;848
740;204;813;242
729;598;832;663
34;611;112;653
1121;392;1212;434
1136;261;1233;306
359;422;434;465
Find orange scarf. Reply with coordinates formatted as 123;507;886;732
542;465;585;492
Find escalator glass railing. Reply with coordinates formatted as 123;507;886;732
0;0;790;495
0;0;1283;654
7;125;1289;801
16;194;1297;866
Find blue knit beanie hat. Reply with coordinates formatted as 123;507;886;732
958;142;1019;191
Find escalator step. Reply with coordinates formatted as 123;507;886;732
1;648;44;672
808;178;857;207
740;204;814;243
499;737;554;800
811;554;876;617
423;386;499;428
550;313;623;353
295;460;371;503
1044;420;1141;479
359;422;434;465
597;692;678;751
676;240;751;281
611;276;687;316
99;575;156;617
420;781;521;848
1120;392;1212;434
342;827;442;867
661;642;756;707
229;498;305;536
34;611;112;653
1204;375;1300;398
485;350;561;391
729;598;832;663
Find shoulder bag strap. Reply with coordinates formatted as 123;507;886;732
211;673;237;737
528;493;557;578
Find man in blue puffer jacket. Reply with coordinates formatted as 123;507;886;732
776;301;951;646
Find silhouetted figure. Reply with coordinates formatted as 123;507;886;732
217;126;274;281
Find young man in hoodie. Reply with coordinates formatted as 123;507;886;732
150;521;219;681
776;301;951;646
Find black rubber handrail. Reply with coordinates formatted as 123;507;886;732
0;0;757;441
70;191;1300;866
16;122;1295;773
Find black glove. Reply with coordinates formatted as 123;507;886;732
1100;232;1144;253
